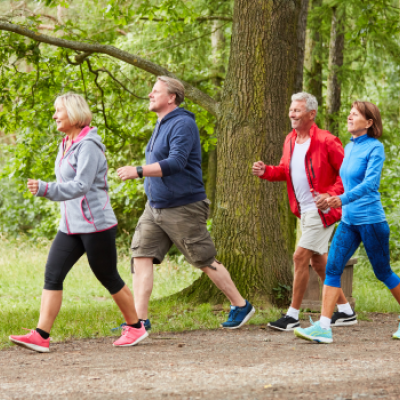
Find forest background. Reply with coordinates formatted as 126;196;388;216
1;0;400;309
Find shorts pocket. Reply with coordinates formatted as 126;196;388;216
130;223;141;250
183;231;217;265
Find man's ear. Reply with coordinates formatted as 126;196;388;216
310;110;317;120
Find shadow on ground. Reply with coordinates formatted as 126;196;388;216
1;313;400;399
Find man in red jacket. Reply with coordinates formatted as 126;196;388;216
253;92;357;331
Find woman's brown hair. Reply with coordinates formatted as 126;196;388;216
351;101;383;138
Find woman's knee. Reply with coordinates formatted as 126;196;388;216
375;270;400;290
97;273;125;295
324;272;342;288
44;281;64;291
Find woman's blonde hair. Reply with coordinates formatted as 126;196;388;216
54;93;92;128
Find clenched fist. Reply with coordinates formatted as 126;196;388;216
27;179;39;195
117;166;138;181
252;161;266;177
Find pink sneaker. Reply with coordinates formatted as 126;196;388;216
113;323;148;347
9;328;50;353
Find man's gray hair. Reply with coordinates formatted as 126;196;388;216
291;92;318;116
157;76;185;106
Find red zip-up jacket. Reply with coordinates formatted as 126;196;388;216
260;123;344;227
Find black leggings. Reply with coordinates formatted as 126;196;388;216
44;227;125;295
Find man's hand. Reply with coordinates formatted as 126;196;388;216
315;193;330;211
326;196;342;209
117;166;138;181
252;161;266;177
27;179;39;195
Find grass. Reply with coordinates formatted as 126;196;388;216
0;237;281;348
353;255;400;313
1;237;399;348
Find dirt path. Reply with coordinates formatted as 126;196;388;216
1;313;400;400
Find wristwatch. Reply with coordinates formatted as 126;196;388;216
136;166;144;178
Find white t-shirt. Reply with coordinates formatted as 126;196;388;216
290;139;316;215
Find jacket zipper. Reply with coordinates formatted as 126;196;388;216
310;158;316;178
148;121;161;202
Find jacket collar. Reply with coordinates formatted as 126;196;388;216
291;122;318;140
350;133;370;143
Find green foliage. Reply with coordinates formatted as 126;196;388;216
272;283;292;307
306;0;400;259
0;0;230;238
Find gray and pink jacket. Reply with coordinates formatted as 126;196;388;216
35;126;117;234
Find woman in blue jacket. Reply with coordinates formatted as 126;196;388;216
294;101;400;343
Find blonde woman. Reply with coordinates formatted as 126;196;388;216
10;93;147;352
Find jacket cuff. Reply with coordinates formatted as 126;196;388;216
339;193;349;206
159;160;172;177
260;168;268;180
36;180;49;197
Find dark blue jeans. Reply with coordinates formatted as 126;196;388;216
325;221;400;289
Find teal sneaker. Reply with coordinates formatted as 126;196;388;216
392;317;400;340
294;317;333;344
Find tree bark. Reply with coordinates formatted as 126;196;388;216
303;0;323;107
295;0;310;93
207;21;226;218
326;6;345;136
184;0;304;303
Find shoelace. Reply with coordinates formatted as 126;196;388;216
227;308;240;322
308;316;316;326
121;326;130;334
20;328;52;340
21;328;34;337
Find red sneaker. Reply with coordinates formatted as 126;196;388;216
113;323;148;347
9;328;50;353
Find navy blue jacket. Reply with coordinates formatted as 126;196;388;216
144;107;206;208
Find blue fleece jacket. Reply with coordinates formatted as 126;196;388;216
339;133;386;225
144;107;206;208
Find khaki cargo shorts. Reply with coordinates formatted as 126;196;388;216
130;199;217;270
298;209;335;255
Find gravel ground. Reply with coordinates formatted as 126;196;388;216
1;313;400;400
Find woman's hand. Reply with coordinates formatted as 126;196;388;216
326;196;342;209
27;179;39;195
252;161;266;176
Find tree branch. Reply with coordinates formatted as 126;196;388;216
0;21;219;116
139;16;233;22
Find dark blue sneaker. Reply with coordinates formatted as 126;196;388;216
221;300;255;329
111;319;151;332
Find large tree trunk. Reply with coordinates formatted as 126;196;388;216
295;0;310;93
325;6;345;136
184;0;306;304
303;0;323;107
206;21;226;218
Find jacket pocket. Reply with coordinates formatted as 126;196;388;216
80;197;94;224
130;223;141;250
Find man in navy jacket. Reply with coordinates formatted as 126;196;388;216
117;76;255;329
